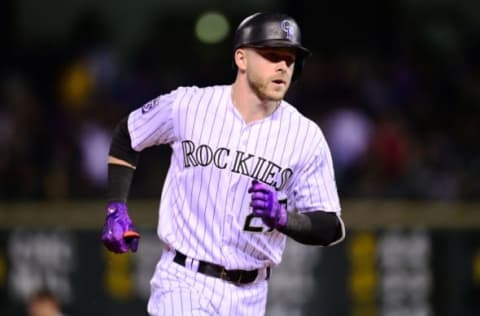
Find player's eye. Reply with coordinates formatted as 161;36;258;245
283;55;296;66
261;52;295;66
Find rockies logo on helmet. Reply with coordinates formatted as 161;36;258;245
280;20;294;41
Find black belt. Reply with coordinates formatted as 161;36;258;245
173;250;270;285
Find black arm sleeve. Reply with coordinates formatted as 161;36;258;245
109;116;140;167
107;116;140;203
107;164;135;203
278;211;343;246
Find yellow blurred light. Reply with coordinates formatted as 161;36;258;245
195;12;229;44
474;249;480;285
103;249;135;299
60;61;93;111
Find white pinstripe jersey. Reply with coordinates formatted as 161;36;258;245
128;85;343;270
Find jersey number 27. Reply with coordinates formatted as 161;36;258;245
243;199;287;233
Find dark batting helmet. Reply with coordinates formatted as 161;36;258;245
232;12;311;81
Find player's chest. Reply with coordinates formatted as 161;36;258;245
178;119;302;190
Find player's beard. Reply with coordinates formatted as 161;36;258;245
247;71;289;102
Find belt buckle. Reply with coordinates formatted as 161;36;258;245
230;270;246;285
220;267;228;281
220;268;244;284
234;272;243;285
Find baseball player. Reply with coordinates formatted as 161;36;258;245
101;12;345;316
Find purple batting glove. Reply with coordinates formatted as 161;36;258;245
101;201;140;253
248;180;288;230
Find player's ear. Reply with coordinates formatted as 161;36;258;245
234;48;247;71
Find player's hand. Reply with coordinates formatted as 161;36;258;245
101;201;141;253
248;180;288;230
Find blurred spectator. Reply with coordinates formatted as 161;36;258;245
322;103;373;195
77;121;110;189
366;112;411;198
1;4;479;201
26;289;64;316
371;114;409;181
0;74;49;200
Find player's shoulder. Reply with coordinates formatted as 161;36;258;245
280;100;324;135
281;101;331;157
174;84;229;97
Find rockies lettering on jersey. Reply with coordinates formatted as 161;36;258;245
128;85;342;270
181;140;293;190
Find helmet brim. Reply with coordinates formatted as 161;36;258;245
242;40;311;58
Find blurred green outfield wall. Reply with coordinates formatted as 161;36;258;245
0;201;479;316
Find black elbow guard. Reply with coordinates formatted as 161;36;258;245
305;211;342;246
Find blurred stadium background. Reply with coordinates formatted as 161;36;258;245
1;0;479;315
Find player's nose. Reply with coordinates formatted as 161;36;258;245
275;61;288;72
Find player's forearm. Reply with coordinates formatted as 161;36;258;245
278;211;343;246
107;116;140;203
107;159;135;203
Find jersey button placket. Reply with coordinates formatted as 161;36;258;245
239;125;249;150
222;124;248;263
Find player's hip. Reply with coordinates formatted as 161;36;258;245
148;248;268;315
